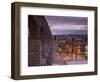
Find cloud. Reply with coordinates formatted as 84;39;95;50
45;16;88;35
50;24;87;30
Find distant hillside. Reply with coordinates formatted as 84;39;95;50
54;34;87;37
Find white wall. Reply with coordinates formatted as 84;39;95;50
0;0;100;82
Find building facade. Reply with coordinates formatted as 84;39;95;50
28;15;53;66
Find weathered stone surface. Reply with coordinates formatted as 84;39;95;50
28;15;53;66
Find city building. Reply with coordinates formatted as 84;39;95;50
28;15;53;66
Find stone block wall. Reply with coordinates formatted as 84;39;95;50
28;15;53;66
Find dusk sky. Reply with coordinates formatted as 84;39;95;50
45;16;88;35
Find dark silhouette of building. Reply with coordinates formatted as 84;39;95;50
28;15;53;66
